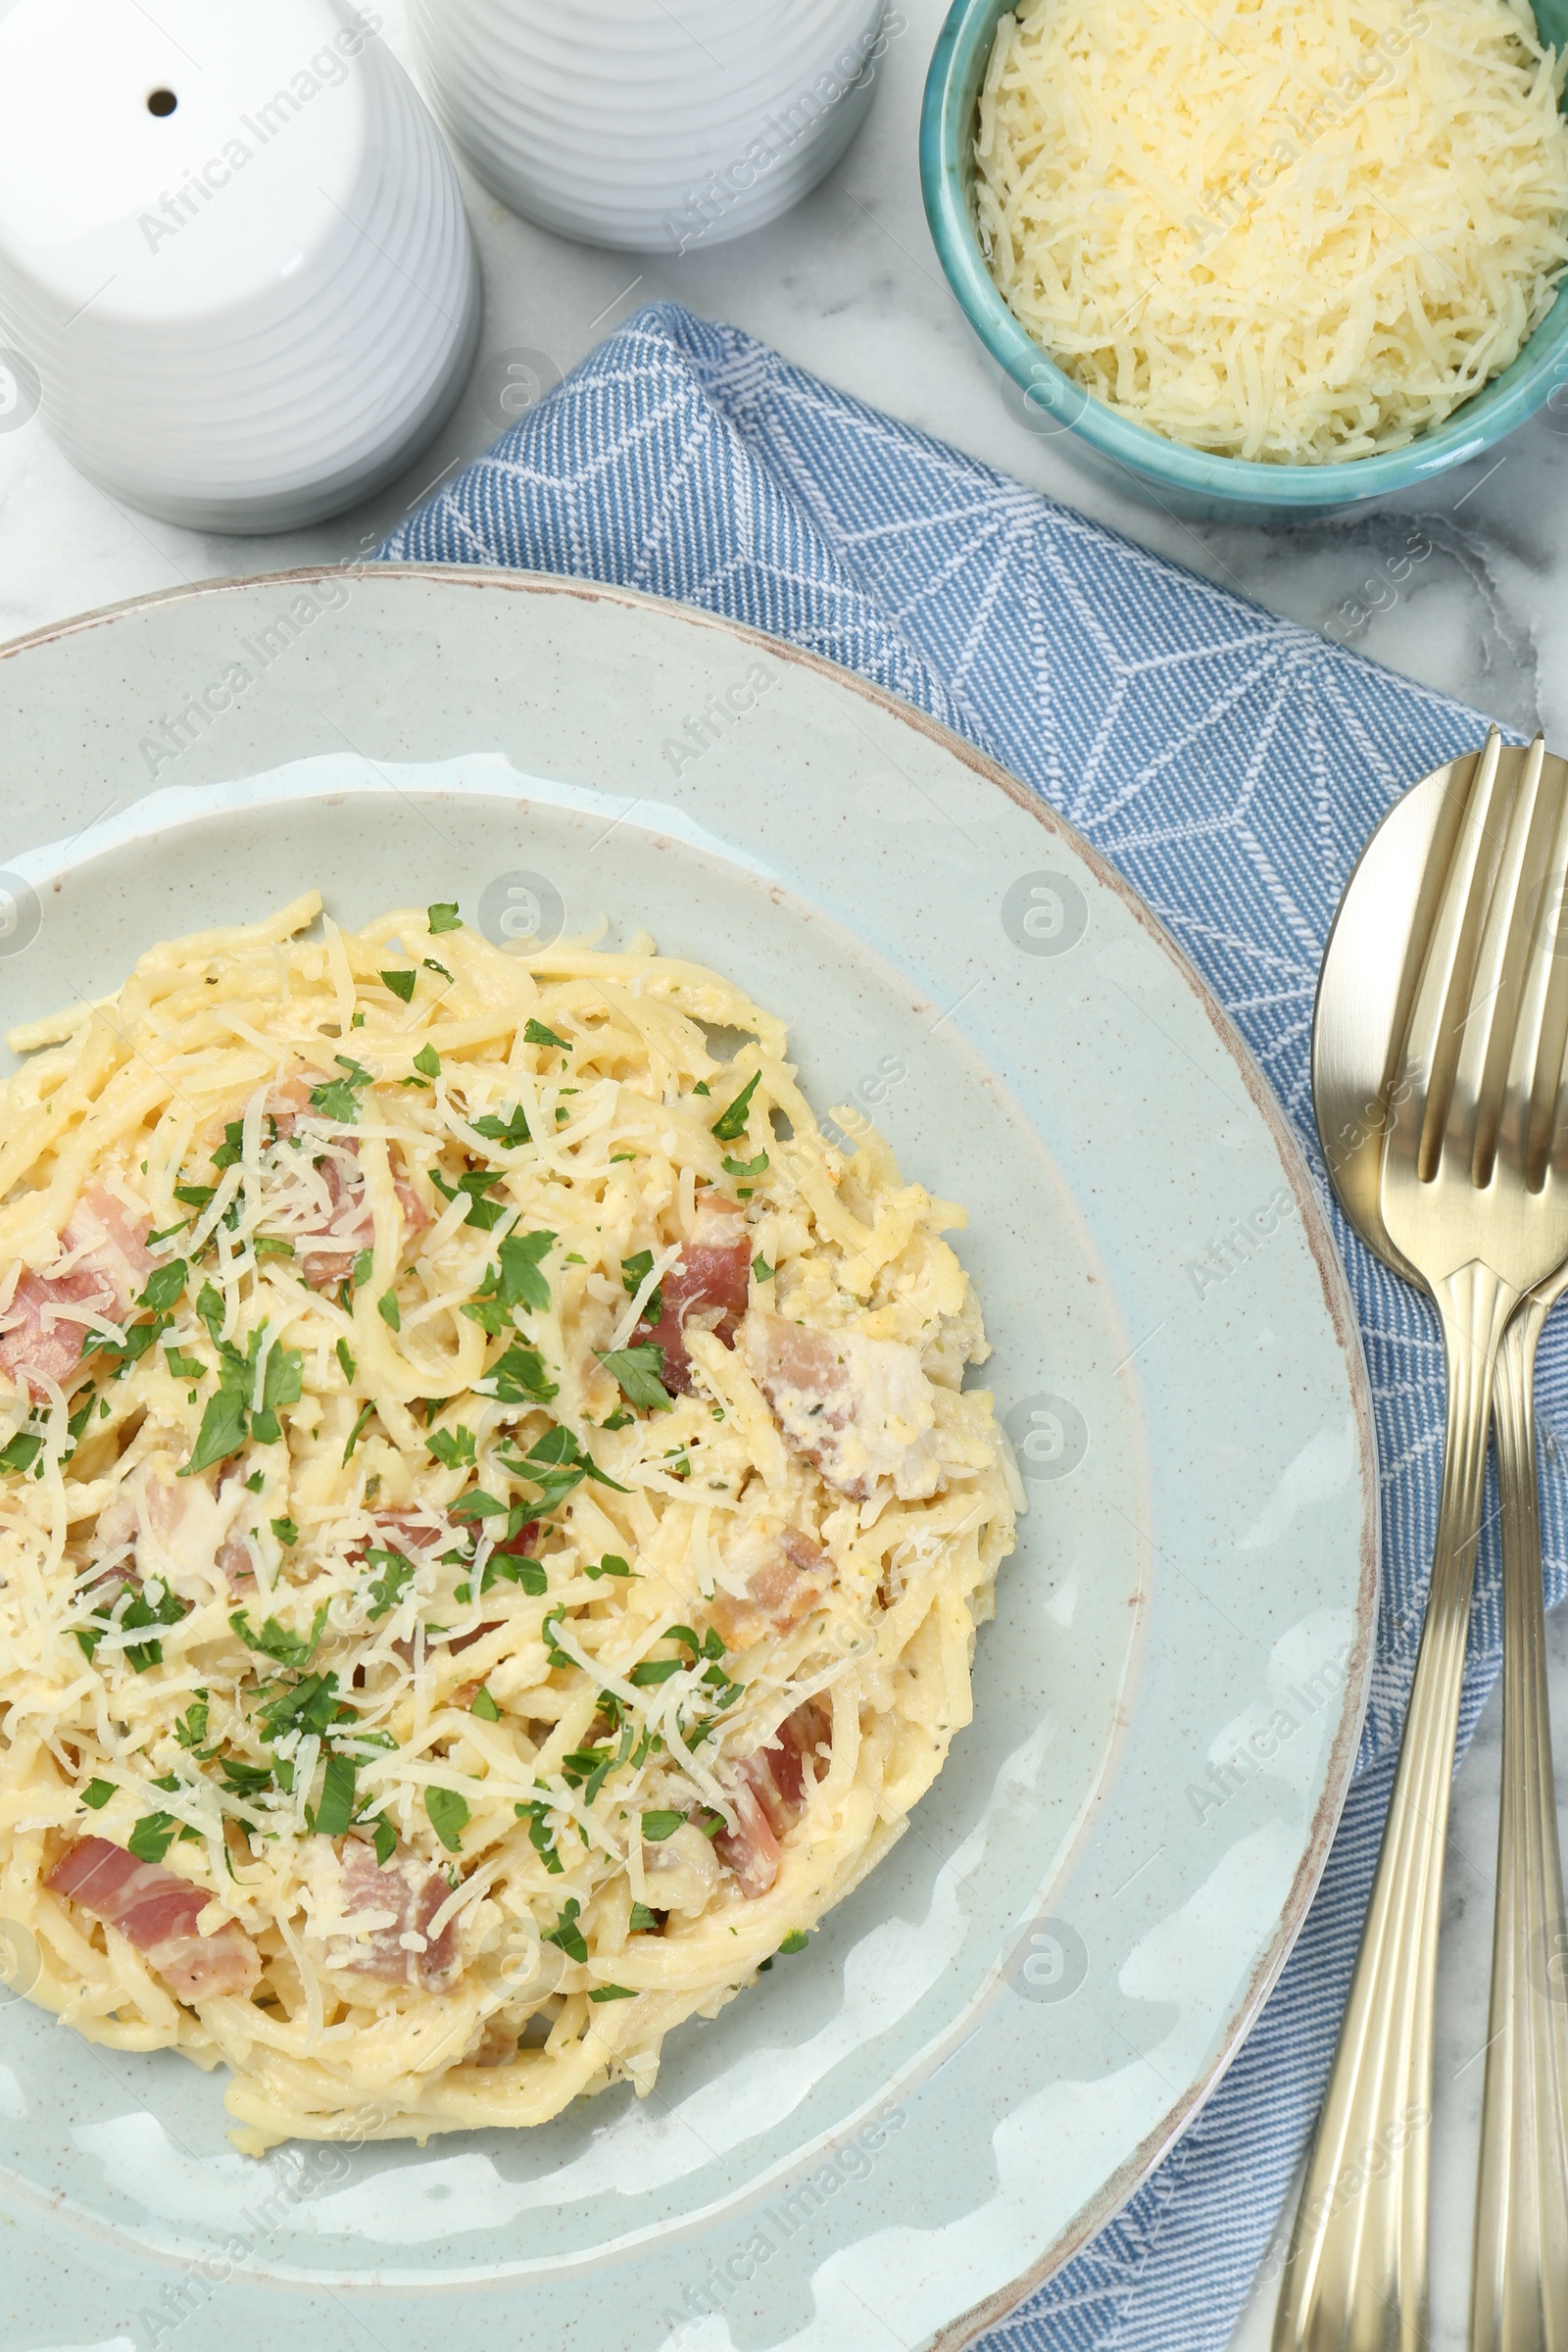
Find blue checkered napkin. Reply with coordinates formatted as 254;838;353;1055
380;303;1554;2352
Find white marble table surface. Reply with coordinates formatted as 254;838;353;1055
0;6;1560;2346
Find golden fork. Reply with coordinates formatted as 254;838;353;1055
1281;731;1568;2350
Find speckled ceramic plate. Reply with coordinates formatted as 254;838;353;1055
0;568;1376;2352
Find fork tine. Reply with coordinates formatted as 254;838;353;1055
1392;727;1506;1180
1458;733;1552;1186
1494;738;1568;1182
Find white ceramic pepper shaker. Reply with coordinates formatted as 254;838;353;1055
0;0;479;533
409;0;893;255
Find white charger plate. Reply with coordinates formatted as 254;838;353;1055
0;568;1376;2352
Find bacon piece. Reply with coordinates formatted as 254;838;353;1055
90;1452;254;1600
711;1699;829;1899
289;1152;428;1292
708;1526;832;1651
634;1194;751;1394
473;2019;518;2067
446;1623;499;1660
492;1517;541;1560
350;1510;450;1571
742;1310;943;1501
713;1781;780;1899
0;1186;154;1399
47;1836;261;2000
217;1534;256;1592
306;1835;462;1991
243;1076;426;1293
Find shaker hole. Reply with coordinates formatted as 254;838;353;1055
147;88;177;117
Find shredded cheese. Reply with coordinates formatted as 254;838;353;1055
975;0;1568;460
0;900;1015;2152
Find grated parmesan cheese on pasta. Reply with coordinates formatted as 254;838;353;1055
974;0;1568;462
0;895;1015;2152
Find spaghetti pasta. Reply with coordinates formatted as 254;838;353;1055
0;894;1015;2152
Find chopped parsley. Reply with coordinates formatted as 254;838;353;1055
464;1230;555;1333
336;1338;357;1384
270;1516;299;1546
469;1686;502;1722
342;1400;374;1462
524;1019;569;1050
430;1164;510;1231
376;1289;401;1333
0;1432;41;1474
484;1341;558;1405
412;1043;442;1082
499;1423;627;1514
427;903;463;933
427;1425;476;1469
588;1984;636;2002
229;1603;328;1670
752;1253;774;1283
451;1488;513;1523
364;1547;417;1620
641;1809;683;1841
75;1582;190;1673
138;1259;189;1314
628;1901;661;1934
710;1071;761;1142
470;1102;530;1149
482;1550;548;1597
312;1753;358;1837
583;1553;632;1581
257;1670;341;1744
515;1797;564;1874
596;1344;672;1413
80;1779;115;1809
309;1056;375;1124
183;1324;302;1472
371;1815;398;1866
380;967;416;1003
424;1786;469;1851
542;1896;588;1963
541;1606;575;1671
628;1657;685;1688
778;1930;809;1954
174;1698;211;1750
619;1249;663;1323
127;1812;182;1865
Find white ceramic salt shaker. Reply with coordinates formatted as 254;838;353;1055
409;0;891;255
0;0;479;533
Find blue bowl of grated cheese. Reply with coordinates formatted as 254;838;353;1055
921;0;1568;519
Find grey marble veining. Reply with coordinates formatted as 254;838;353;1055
0;5;1562;2342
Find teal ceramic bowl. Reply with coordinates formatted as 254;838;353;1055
919;0;1568;521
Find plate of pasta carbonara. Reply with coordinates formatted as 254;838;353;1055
0;889;1013;2152
0;567;1375;2352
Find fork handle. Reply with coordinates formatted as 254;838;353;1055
1273;1259;1515;2352
1471;1300;1568;2352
